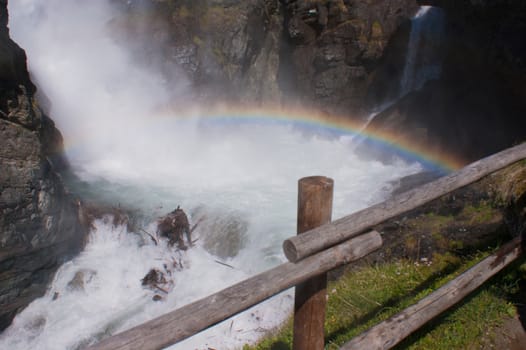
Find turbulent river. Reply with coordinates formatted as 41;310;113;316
2;1;431;349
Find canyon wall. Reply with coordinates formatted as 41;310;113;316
0;0;85;330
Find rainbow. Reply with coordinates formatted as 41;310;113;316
153;104;466;173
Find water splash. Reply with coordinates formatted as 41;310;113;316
400;6;446;96
4;1;424;349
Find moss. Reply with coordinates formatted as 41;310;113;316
492;162;526;204
199;5;238;31
371;20;383;39
192;35;203;47
461;203;499;224
245;250;523;350
177;5;190;19
404;234;419;254
212;46;225;65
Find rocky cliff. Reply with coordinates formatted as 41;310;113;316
0;0;85;330
280;0;418;116
110;0;526;162
111;0;420;115
364;0;526;164
110;0;284;106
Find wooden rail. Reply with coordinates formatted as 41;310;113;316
284;142;526;262
88;231;382;350
342;236;524;349
87;142;526;350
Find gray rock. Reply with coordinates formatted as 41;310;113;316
0;1;86;331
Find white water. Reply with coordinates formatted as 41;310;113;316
3;1;423;349
400;6;446;96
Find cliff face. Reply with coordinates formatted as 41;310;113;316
110;0;526;161
111;0;283;106
364;0;526;164
0;0;85;330
280;0;418;116
111;0;419;115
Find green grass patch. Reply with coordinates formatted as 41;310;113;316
461;203;498;224
243;251;523;350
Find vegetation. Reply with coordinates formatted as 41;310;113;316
240;162;526;350
242;248;525;350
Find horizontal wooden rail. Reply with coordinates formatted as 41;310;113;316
283;142;526;262
87;231;382;350
341;236;524;350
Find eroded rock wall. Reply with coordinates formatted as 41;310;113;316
364;0;526;164
111;0;419;114
280;0;419;116
111;0;284;106
0;0;85;330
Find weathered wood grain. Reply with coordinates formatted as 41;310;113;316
87;231;382;350
341;237;523;350
283;143;526;262
293;176;333;350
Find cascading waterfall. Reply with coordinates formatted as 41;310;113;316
352;6;446;148
400;6;446;97
2;1;427;349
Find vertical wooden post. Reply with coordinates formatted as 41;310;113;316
293;176;334;350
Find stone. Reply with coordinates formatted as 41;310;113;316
0;1;86;331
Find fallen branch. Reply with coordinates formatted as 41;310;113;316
190;217;205;234
214;260;235;269
152;284;169;295
140;229;158;246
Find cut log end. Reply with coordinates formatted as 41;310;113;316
283;239;299;262
299;176;334;188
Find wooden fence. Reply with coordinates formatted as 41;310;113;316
88;142;526;350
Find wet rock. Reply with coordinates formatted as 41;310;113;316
281;0;419;116
111;0;282;106
364;1;526;164
0;1;86;330
66;269;97;292
141;268;172;299
141;269;167;288
192;207;248;259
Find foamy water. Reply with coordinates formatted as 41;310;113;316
3;1;424;349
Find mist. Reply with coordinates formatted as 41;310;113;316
4;1;424;349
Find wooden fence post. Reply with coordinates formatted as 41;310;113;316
293;176;334;350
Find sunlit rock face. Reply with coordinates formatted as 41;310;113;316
280;0;419;116
109;0;420;115
109;0;283;106
0;0;86;331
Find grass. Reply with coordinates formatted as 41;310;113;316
243;250;525;350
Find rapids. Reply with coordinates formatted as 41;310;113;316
3;1;429;349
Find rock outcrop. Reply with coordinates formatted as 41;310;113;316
0;0;85;330
363;0;526;164
111;0;420;114
111;0;283;106
110;1;526;163
280;0;419;116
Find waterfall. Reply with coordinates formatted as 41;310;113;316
1;1;425;349
400;6;446;97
